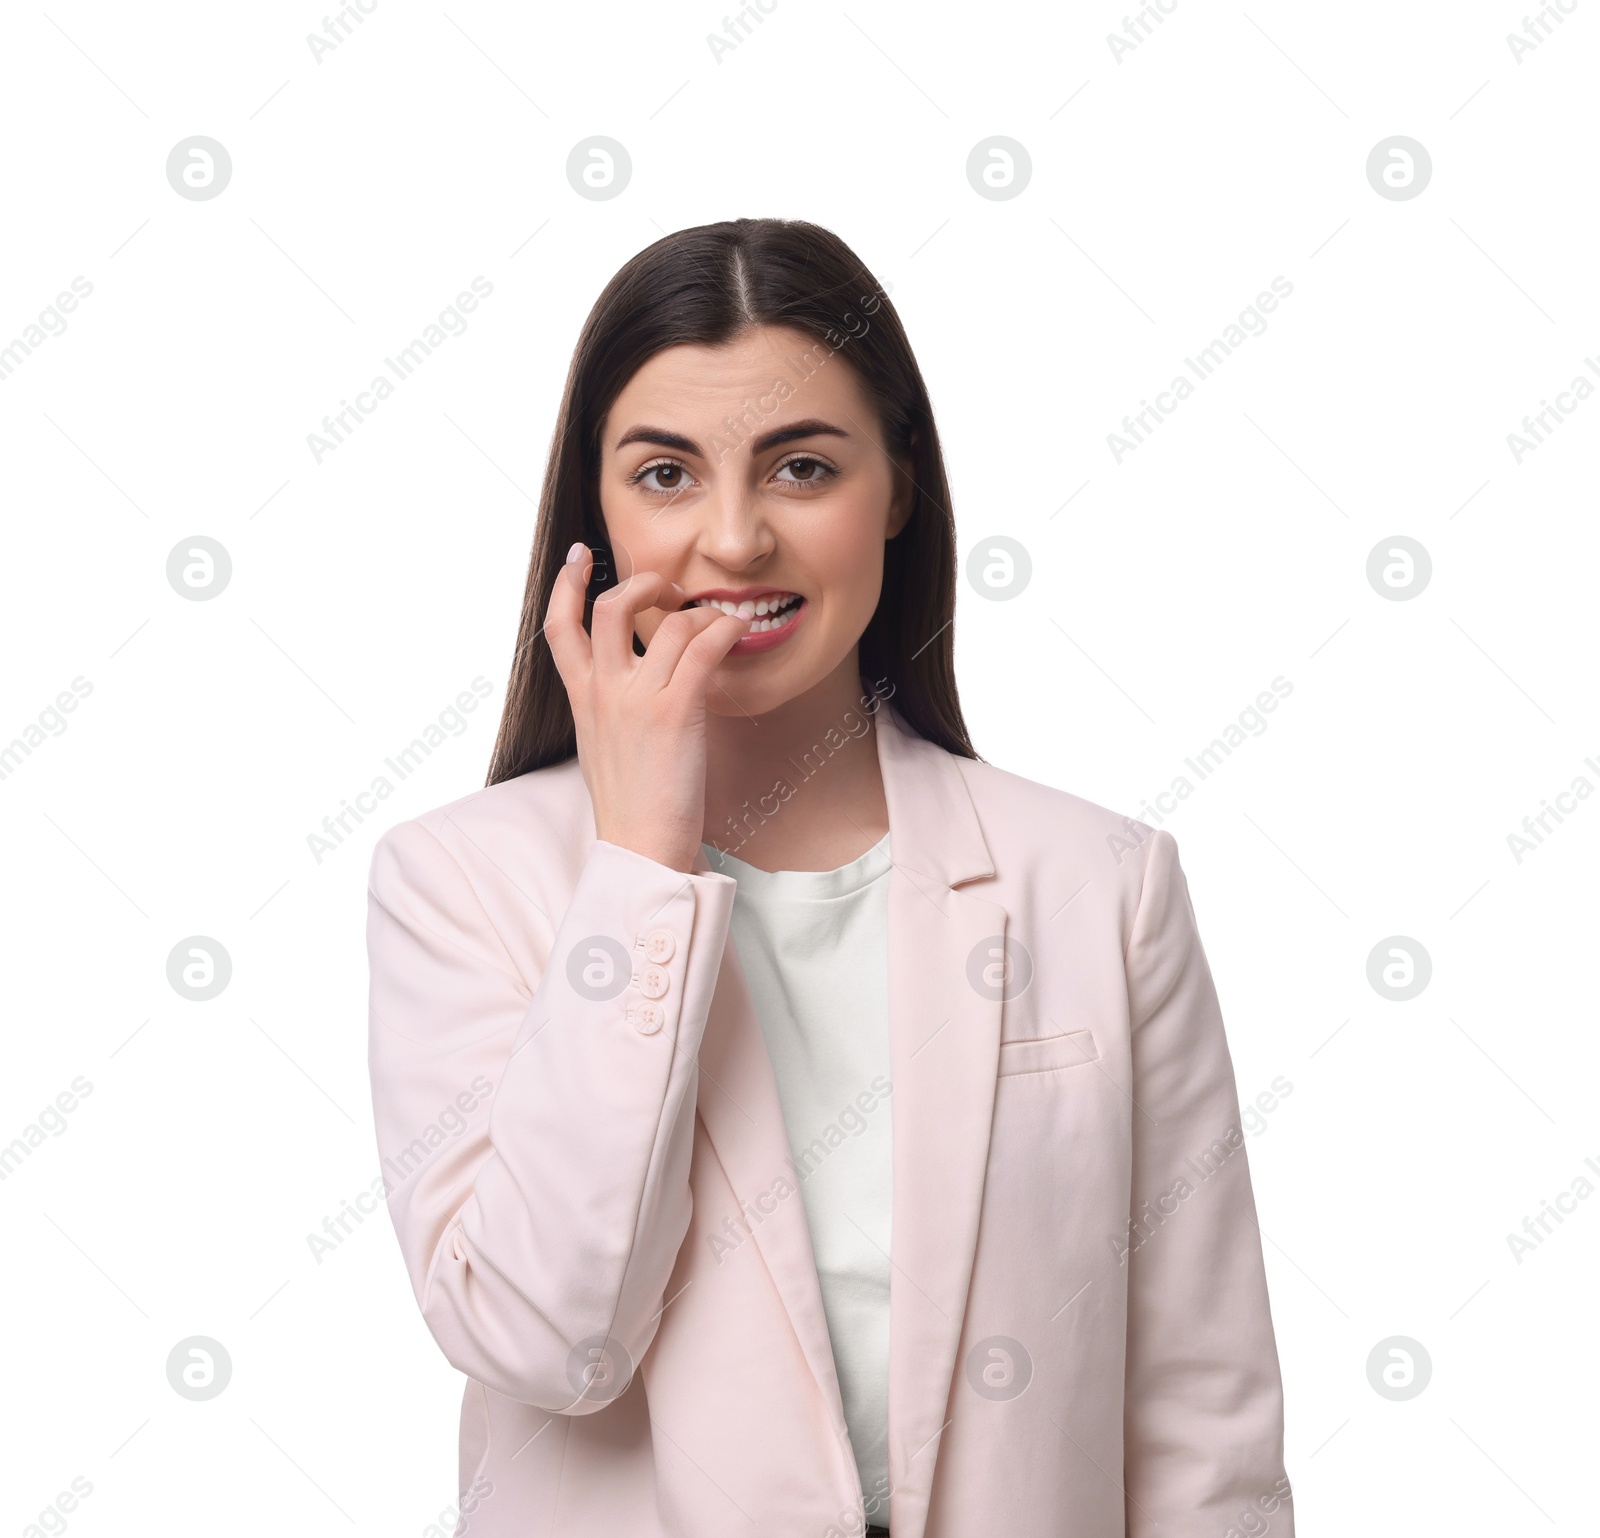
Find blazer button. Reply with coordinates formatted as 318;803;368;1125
638;964;670;1000
633;1002;664;1034
642;928;676;964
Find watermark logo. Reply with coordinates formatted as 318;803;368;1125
1365;936;1430;1001
166;137;232;201
1365;536;1431;600
965;535;1032;600
966;137;1031;200
166;1336;232;1400
966;936;1034;1002
166;536;232;601
565;1334;634;1403
964;1335;1033;1400
566;936;632;1001
1366;136;1431;201
566;137;631;200
167;937;232;1001
1365;1336;1431;1400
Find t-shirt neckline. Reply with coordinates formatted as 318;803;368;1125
701;832;891;900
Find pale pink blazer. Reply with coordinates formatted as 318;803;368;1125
366;702;1292;1537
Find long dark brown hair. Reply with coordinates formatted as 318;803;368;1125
485;217;976;785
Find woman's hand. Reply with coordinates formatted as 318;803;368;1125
544;542;750;873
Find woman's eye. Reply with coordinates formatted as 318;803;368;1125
774;456;836;486
629;455;834;494
632;460;693;494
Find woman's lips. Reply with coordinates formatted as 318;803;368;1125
688;588;812;652
726;596;808;655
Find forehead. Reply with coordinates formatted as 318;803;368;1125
603;324;871;444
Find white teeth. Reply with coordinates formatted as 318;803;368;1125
748;600;801;635
692;593;799;619
686;593;804;634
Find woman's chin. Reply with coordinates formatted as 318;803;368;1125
706;673;804;718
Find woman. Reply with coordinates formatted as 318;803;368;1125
367;218;1293;1538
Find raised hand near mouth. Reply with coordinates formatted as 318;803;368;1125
544;542;751;873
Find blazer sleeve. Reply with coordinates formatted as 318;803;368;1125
366;818;736;1413
1121;828;1294;1535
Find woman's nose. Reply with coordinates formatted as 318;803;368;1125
696;481;775;569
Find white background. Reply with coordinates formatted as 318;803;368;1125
2;1;1596;1533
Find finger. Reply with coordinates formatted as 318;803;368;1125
543;541;595;688
636;604;731;692
590;570;676;672
666;609;753;706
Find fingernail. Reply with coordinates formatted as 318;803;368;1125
566;541;587;565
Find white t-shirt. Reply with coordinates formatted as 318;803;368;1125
702;832;893;1515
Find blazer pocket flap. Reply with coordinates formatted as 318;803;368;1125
996;1028;1099;1078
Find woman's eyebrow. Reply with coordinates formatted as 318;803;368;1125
613;425;701;455
750;419;849;454
611;418;850;458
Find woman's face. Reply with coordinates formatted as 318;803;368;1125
596;324;913;718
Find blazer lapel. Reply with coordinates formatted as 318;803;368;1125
689;890;856;1450
689;701;1004;1538
874;704;1004;1538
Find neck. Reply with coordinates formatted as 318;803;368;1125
701;650;891;872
